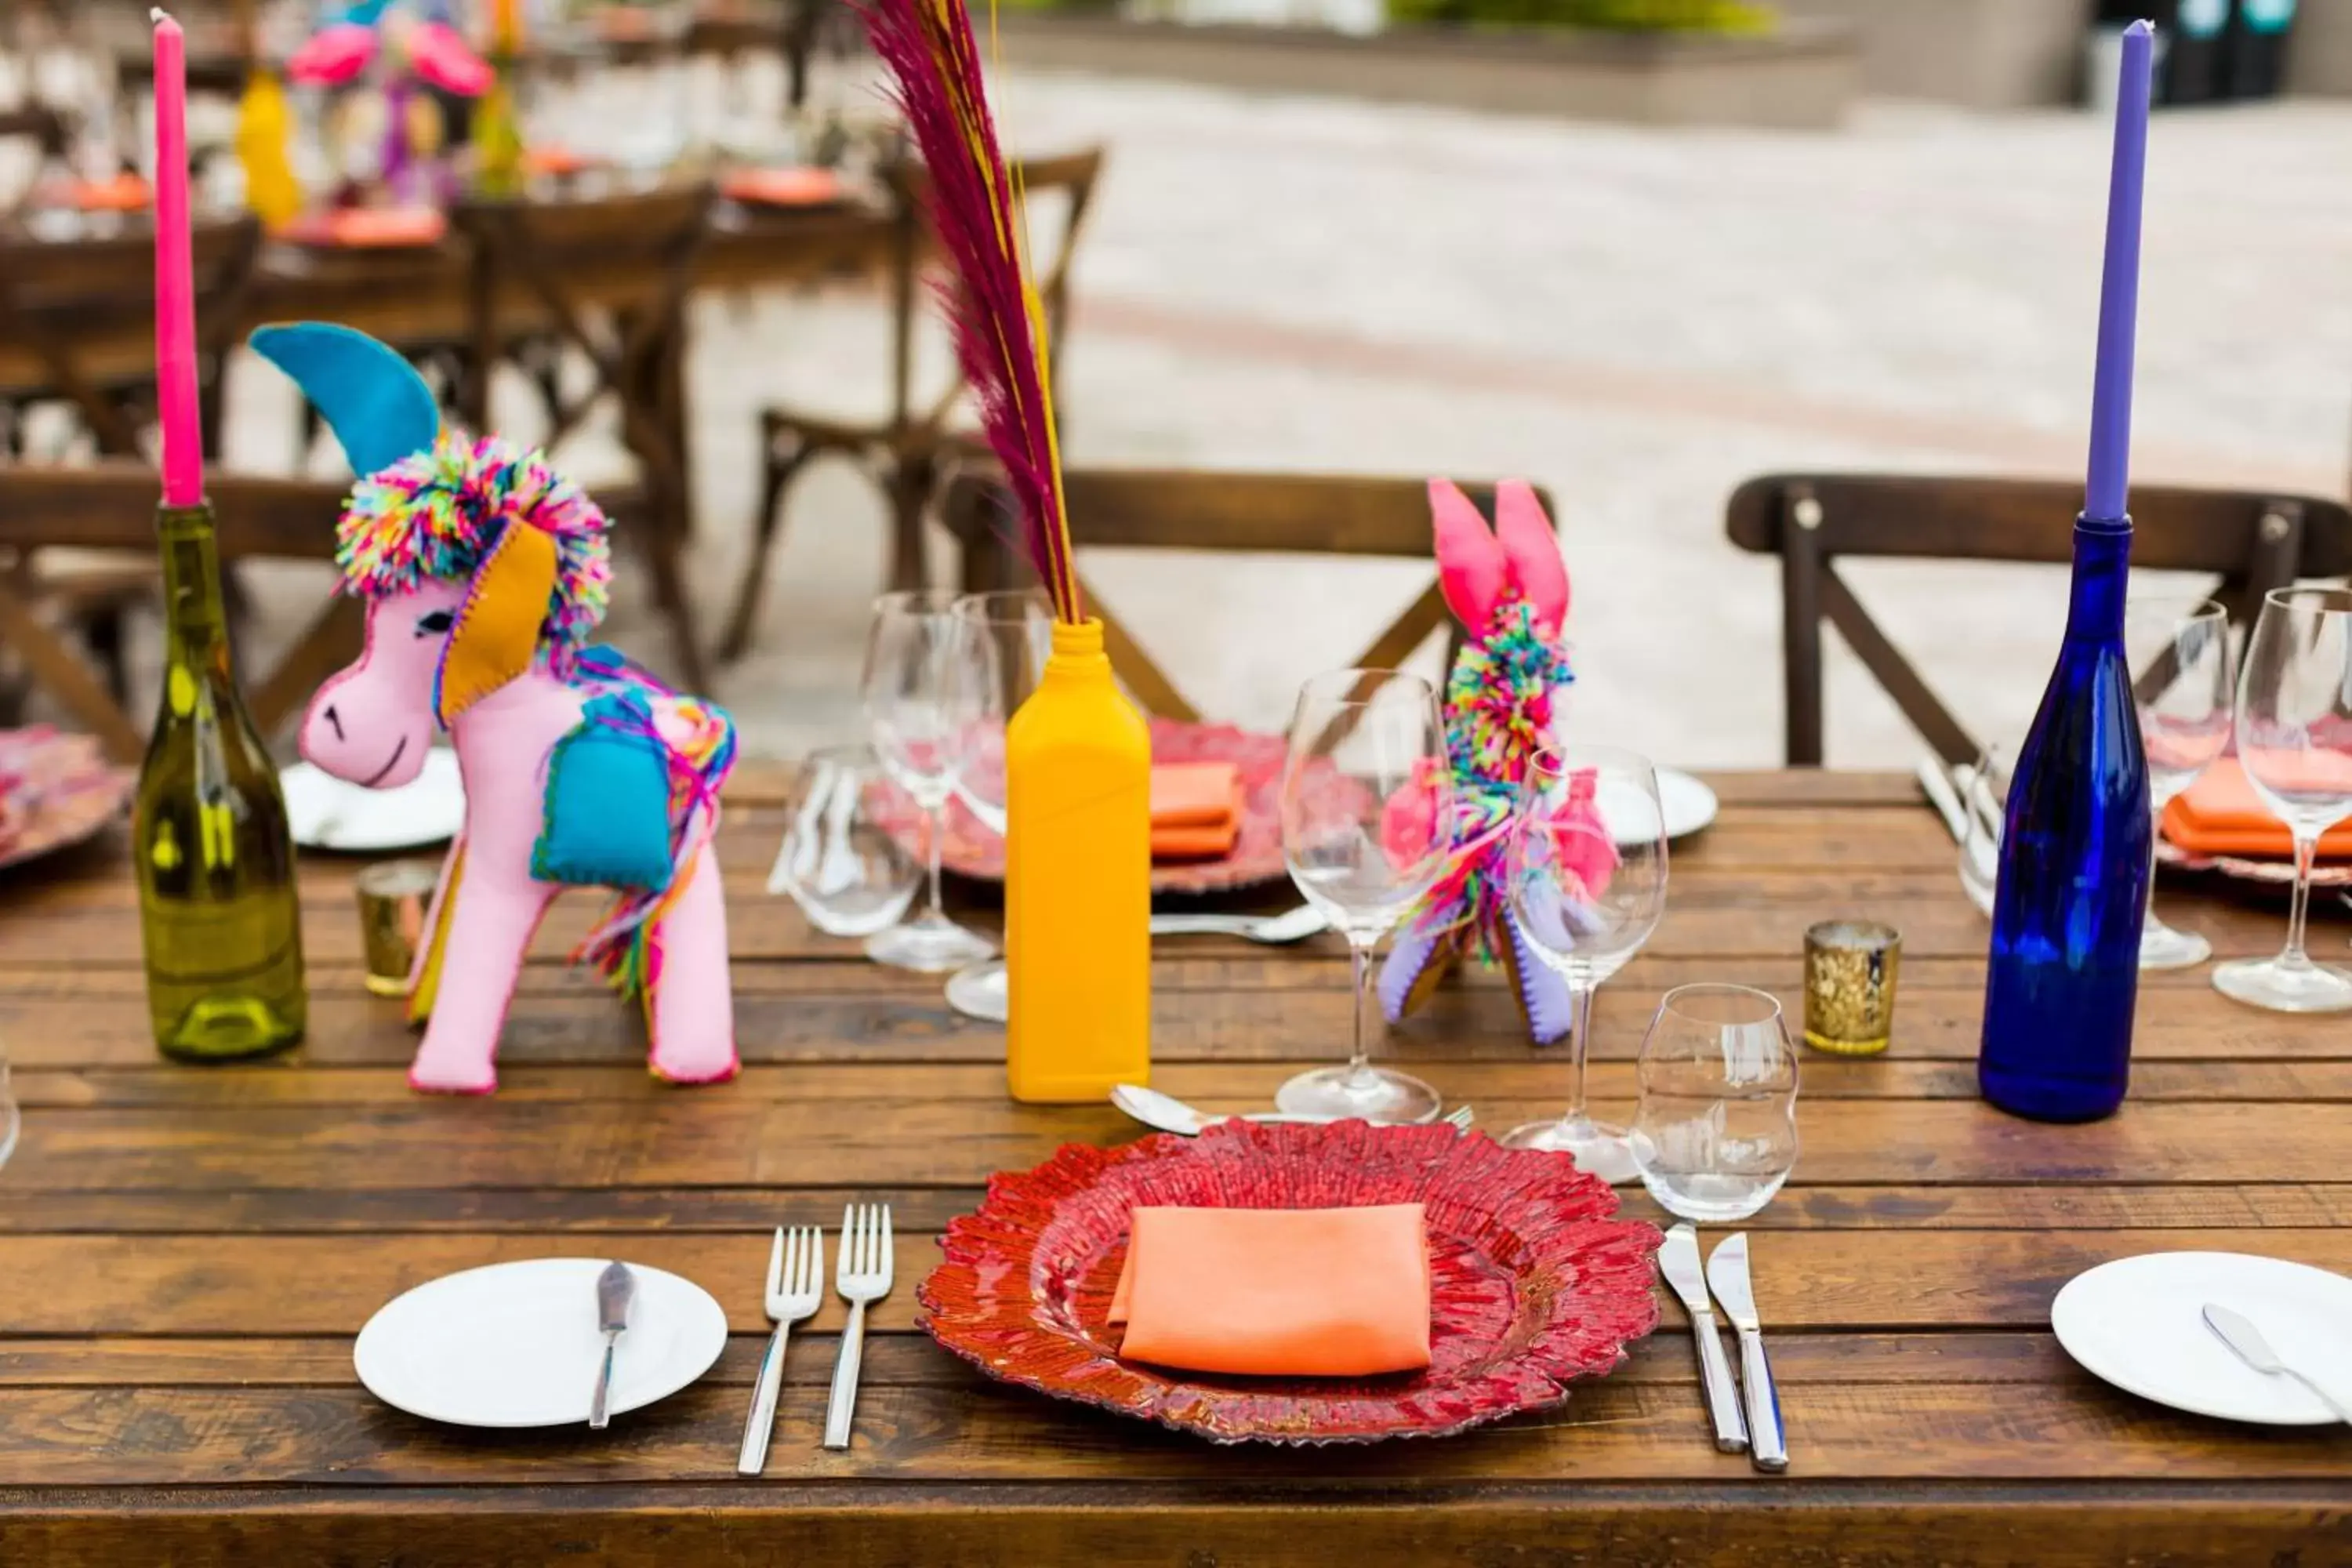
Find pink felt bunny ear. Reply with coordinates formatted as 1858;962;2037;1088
1494;480;1569;637
408;22;495;96
1429;478;1508;632
287;22;379;87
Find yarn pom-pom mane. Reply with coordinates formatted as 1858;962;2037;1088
335;433;614;671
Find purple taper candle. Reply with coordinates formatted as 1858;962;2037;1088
2085;20;2154;522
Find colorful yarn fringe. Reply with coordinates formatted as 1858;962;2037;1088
1419;598;1577;963
336;432;612;673
565;648;739;1002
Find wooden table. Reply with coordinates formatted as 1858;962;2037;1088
0;769;2347;1565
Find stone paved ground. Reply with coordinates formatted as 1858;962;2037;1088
141;63;2352;766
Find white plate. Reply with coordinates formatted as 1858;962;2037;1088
283;748;465;852
1597;768;1719;847
2051;1251;2352;1425
354;1258;728;1428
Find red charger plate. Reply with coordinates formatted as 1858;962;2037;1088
918;1120;1662;1444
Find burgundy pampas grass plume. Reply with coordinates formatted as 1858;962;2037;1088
858;0;1081;622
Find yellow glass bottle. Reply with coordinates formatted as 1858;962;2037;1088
133;503;307;1061
1004;619;1151;1102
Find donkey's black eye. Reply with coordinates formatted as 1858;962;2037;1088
415;610;456;637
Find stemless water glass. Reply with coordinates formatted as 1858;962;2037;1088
1629;984;1800;1222
768;745;922;938
1276;668;1452;1125
0;1036;16;1175
861;590;999;973
2212;587;2352;1013
1501;744;1669;1184
2126;594;2234;969
941;589;1056;1023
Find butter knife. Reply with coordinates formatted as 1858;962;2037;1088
588;1260;634;1430
1660;1223;1747;1453
1705;1233;1788;1472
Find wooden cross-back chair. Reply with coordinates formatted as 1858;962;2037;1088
720;147;1107;662
942;468;1549;722
453;183;715;691
1725;472;2352;768
0;213;261;462
0;464;361;764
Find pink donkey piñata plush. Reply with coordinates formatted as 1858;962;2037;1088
1377;478;1610;1046
254;321;739;1094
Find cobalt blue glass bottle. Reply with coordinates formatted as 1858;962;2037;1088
1978;515;2150;1121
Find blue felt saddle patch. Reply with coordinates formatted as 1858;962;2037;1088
532;692;675;892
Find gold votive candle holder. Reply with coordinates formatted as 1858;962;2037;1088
1803;920;1900;1056
356;861;439;999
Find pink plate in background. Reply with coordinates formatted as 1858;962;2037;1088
0;728;130;873
918;1120;1662;1445
878;719;1322;895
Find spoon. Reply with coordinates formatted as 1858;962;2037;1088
1112;1083;1473;1137
2203;1302;2352;1425
1148;906;1328;945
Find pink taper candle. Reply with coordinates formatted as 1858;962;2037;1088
151;9;203;508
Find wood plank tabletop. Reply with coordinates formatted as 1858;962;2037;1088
0;769;2347;1566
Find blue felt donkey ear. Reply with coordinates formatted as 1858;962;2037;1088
249;322;441;478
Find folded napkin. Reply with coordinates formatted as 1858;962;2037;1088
280;207;449;249
721;167;848;209
41;173;149;213
2163;758;2352;860
1150;762;1241;861
1108;1204;1432;1377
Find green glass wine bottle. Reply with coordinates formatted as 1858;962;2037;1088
133;503;307;1060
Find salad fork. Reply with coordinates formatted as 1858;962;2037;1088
822;1203;895;1450
737;1225;824;1475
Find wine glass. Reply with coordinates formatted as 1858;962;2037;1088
2212;587;2352;1012
1275;668;1451;1125
1501;744;1669;1184
941;590;1056;1023
768;745;922;938
2125;594;2234;970
860;591;997;973
1629;984;1799;1222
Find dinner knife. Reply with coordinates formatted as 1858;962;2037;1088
1659;1223;1748;1453
1705;1233;1788;1472
588;1261;635;1431
2203;1303;2352;1425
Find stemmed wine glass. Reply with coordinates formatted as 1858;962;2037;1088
859;590;997;974
1276;668;1452;1125
2212;587;2352;1013
1501;743;1669;1184
941;590;1057;1022
2125;594;2234;970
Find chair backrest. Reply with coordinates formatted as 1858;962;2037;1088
943;467;1551;721
0;463;357;762
0;214;263;454
887;147;1107;434
1724;471;2352;767
452;183;713;446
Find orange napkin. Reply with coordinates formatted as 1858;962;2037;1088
2164;758;2352;860
1150;761;1240;861
42;173;150;212
721;167;846;209
1108;1204;1432;1377
279;207;449;249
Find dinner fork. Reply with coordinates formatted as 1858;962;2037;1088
822;1203;894;1450
737;1225;825;1475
